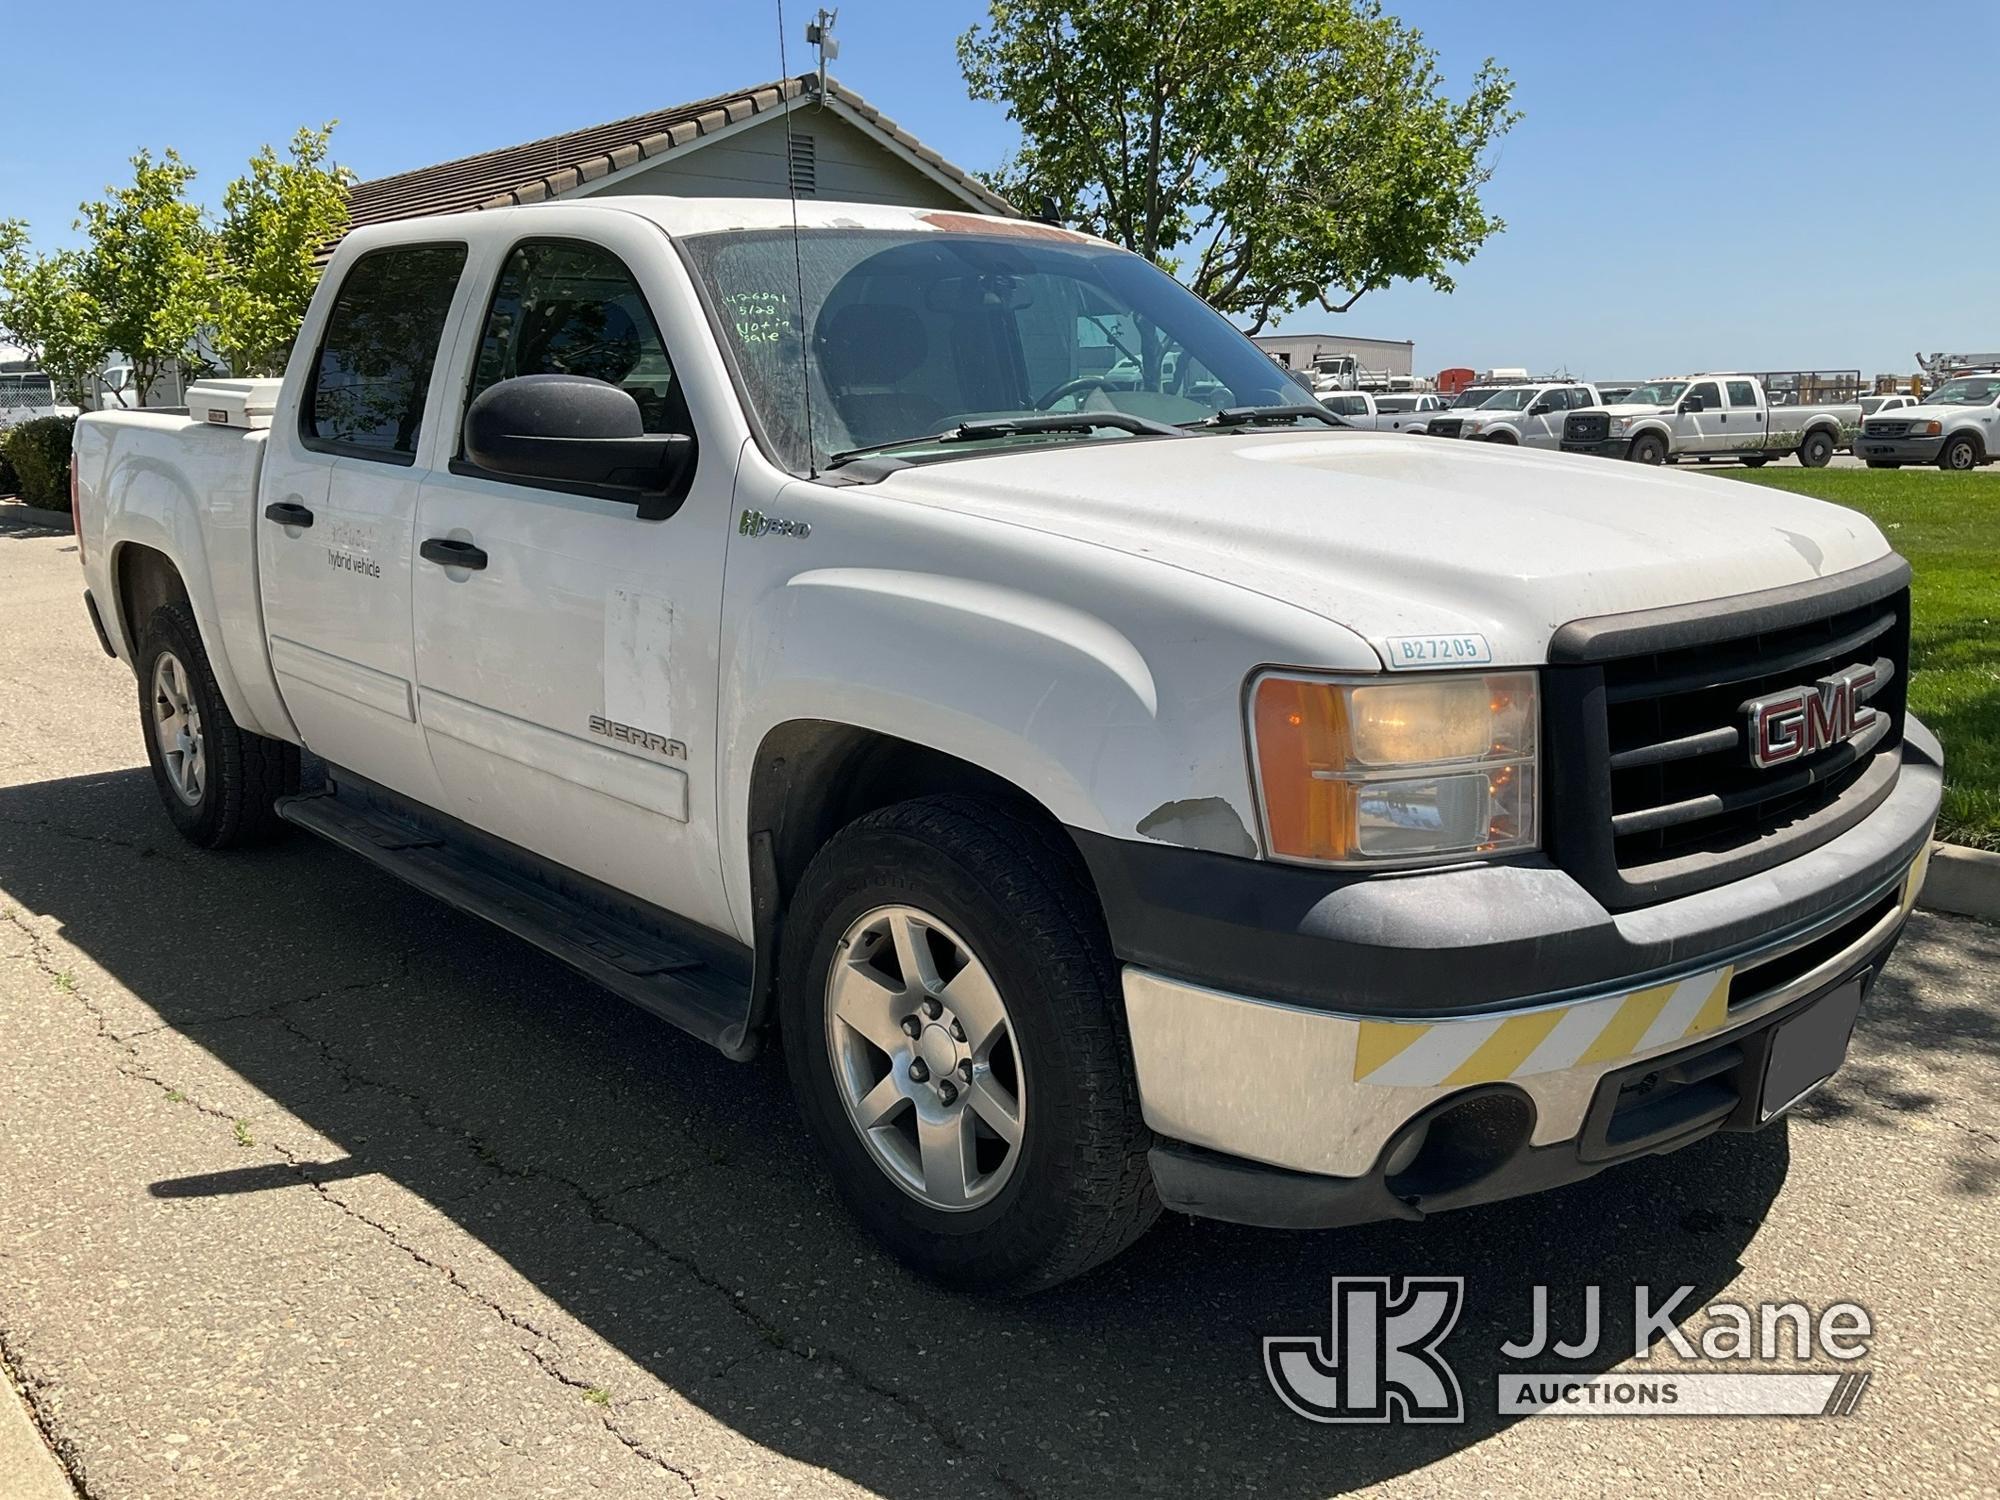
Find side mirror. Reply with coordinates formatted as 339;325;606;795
1528;401;1552;415
464;374;695;520
1679;397;1705;414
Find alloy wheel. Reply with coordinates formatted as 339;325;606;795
823;904;1026;1211
150;650;206;806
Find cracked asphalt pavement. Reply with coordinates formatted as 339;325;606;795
1;508;1996;1498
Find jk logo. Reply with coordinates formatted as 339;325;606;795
1265;1277;1465;1424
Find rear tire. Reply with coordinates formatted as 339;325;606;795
1939;434;1980;471
136;603;299;848
1629;433;1668;465
1740;456;1769;468
1798;429;1835;468
779;794;1158;1293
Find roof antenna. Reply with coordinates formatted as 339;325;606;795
805;9;839;98
777;0;818;476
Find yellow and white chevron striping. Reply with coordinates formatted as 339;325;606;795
1353;966;1734;1087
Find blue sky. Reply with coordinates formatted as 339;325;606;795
6;1;1995;379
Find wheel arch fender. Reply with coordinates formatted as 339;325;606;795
97;440;296;743
719;564;1289;938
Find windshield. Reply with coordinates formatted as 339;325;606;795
680;226;1310;472
1923;377;2000;406
1476;387;1545;411
1620;381;1689;406
1449;387;1498;409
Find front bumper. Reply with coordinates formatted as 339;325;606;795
1562;437;1632;459
1094;722;1942;1227
1855;436;1944;463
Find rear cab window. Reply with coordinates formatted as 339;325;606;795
303;244;469;464
1727;380;1759;407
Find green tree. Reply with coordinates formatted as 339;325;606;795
73;149;212;406
959;0;1520;331
0;221;108;406
213;123;354;377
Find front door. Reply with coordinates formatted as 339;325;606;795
258;241;474;808
409;217;737;935
1677;379;1728;453
1520;388;1565;448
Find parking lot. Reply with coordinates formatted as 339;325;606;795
1;507;1996;1498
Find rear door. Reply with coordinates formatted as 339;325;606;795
1724;379;1766;455
408;213;738;934
258;240;473;807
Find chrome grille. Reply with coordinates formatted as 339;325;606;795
1864;420;1912;439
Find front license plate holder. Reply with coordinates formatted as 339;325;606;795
1759;974;1868;1122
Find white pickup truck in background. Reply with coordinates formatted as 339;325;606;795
1561;375;1859;467
1316;389;1444;433
1426;380;1601;449
69;197;1941;1292
1853;373;2000;470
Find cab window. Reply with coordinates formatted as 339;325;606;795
1727;380;1759;407
304;244;469;462
467;239;689;442
1687;381;1722;410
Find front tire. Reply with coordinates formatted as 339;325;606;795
136;603;299;848
779;795;1157;1293
1798;429;1835;468
1940;434;1980;471
1629;433;1668;465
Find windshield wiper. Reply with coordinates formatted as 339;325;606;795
1180;403;1348;430
825;412;1186;468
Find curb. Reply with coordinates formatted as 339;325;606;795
0;501;74;533
0;1357;77;1500
1917;841;2000;923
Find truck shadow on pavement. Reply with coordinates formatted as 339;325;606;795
4;766;1976;1497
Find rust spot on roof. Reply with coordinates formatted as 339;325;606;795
920;212;1091;242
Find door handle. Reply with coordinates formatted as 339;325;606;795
421;537;488;571
263;501;315;529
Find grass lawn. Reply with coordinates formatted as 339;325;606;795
1722;468;1999;849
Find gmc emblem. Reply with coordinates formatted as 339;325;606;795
1743;664;1880;769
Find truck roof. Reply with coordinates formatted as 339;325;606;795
342;196;1110;249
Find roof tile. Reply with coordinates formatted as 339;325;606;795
342;75;1015;235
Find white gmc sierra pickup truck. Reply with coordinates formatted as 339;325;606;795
71;198;1941;1292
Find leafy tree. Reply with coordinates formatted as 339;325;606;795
0;221;108;406
213;124;354;377
72;150;212;406
959;0;1520;331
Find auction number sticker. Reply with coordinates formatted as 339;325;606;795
1383;633;1494;669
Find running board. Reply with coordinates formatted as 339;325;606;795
275;788;753;1055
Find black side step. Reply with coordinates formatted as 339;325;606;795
276;788;753;1055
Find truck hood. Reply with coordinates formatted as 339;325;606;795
1583;401;1673;417
870;430;1891;666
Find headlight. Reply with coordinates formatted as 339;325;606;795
1610;416;1634;433
1921;420;1942;436
1462;419;1485;435
1248;671;1539;866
